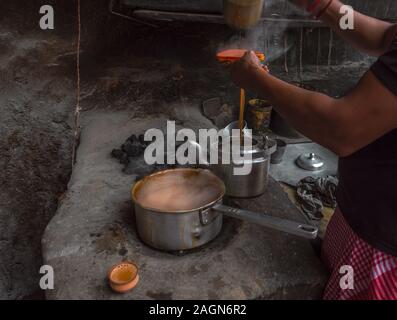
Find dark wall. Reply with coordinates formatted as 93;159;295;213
122;0;397;19
2;0;392;74
116;0;395;71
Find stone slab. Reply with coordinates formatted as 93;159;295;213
42;111;327;300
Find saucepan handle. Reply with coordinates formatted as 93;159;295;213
212;204;318;239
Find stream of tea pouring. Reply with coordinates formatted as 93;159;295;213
216;49;266;143
239;88;245;143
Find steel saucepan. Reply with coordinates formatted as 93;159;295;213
131;168;317;251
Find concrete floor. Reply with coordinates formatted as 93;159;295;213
42;111;327;300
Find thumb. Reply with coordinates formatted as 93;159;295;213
245;50;256;58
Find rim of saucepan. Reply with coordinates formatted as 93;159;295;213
131;168;226;214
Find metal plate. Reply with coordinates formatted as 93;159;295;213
269;142;337;186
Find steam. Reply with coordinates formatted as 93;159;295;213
135;169;223;211
218;0;298;63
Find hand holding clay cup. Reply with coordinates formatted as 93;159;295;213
230;51;267;91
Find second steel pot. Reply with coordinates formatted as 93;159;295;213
190;136;276;198
211;136;276;197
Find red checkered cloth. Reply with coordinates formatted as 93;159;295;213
321;207;397;300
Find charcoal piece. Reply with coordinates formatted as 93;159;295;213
113;132;192;177
119;152;129;165
138;134;146;145
140;144;147;153
111;148;124;160
122;140;141;157
127;134;138;143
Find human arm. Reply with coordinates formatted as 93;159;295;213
232;51;397;157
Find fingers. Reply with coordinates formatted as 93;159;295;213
242;50;255;58
243;51;269;72
244;50;260;63
229;50;269;89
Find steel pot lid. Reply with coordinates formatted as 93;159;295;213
296;152;325;171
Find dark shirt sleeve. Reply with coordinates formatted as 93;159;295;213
371;36;397;96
